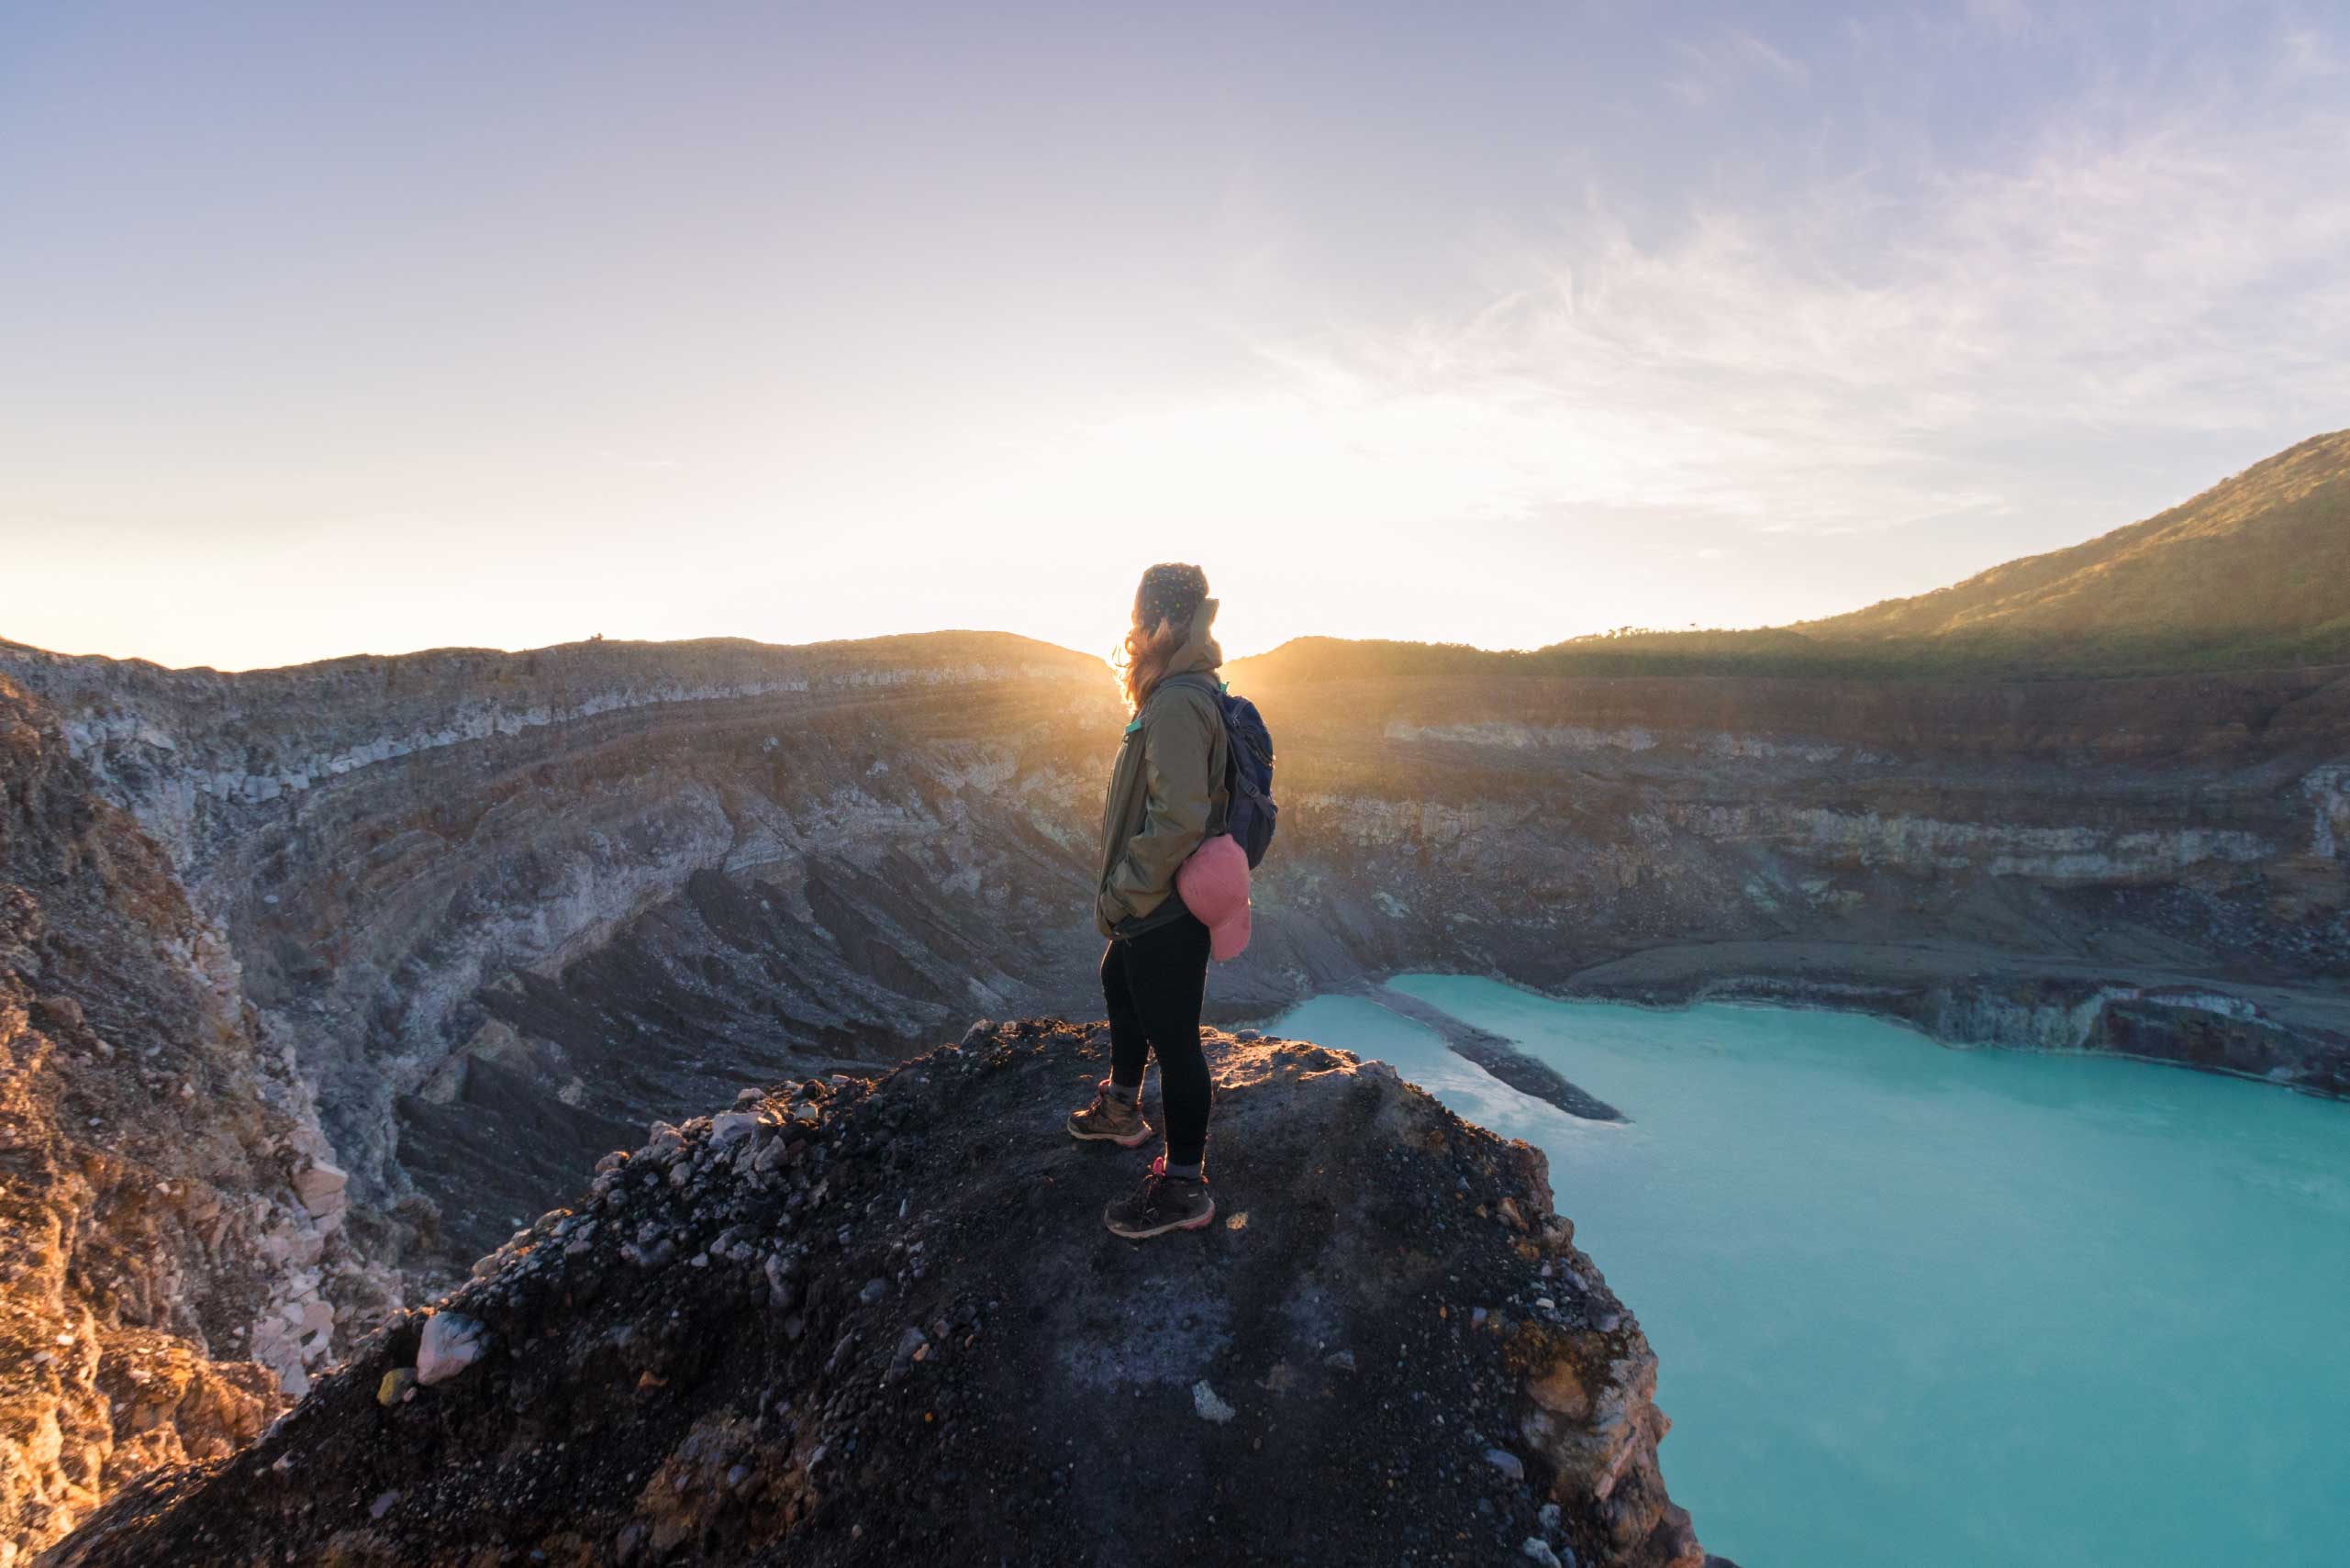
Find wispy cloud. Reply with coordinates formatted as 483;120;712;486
1665;24;1810;106
2279;24;2342;77
1965;0;2034;39
1226;58;2350;539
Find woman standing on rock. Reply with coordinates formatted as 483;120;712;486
1068;562;1251;1240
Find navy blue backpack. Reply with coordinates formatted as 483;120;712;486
1170;674;1277;867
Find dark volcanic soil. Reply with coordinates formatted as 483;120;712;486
44;1021;1709;1568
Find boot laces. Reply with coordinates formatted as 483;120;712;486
1134;1165;1169;1215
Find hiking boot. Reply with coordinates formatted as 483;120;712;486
1066;1078;1153;1148
1104;1154;1216;1240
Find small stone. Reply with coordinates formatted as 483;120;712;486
369;1490;400;1519
375;1368;417;1407
1520;1540;1562;1567
859;1278;889;1305
1485;1448;1525;1483
623;1238;677;1270
1322;1350;1357;1373
293;1162;349;1217
417;1312;489;1385
709;1112;763;1148
882;1324;928;1385
1191;1381;1236;1423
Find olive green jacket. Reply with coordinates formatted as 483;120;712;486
1095;598;1231;939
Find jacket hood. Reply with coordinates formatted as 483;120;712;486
1168;596;1223;678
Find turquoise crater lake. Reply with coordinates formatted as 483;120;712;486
1271;977;2350;1568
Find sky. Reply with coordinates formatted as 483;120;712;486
4;0;2347;670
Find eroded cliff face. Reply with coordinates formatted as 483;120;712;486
0;636;1126;1270
0;676;403;1563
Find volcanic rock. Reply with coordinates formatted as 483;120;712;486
45;1022;1708;1567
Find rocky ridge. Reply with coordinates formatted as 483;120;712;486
47;1021;1713;1568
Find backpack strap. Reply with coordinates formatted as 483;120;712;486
1155;673;1237;825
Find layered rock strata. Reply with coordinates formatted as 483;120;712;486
0;635;1125;1267
1224;652;2350;1094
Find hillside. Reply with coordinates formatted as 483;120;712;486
1504;429;2350;677
1795;429;2350;662
46;1022;1713;1568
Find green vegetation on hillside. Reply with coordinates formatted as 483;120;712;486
1238;430;2350;684
1785;428;2350;665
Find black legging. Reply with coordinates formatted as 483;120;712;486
1100;913;1213;1168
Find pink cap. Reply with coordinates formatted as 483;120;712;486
1175;832;1253;961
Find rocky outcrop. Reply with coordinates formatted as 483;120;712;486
1361;983;1626;1121
46;1022;1708;1568
0;676;404;1563
1557;940;2350;1095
